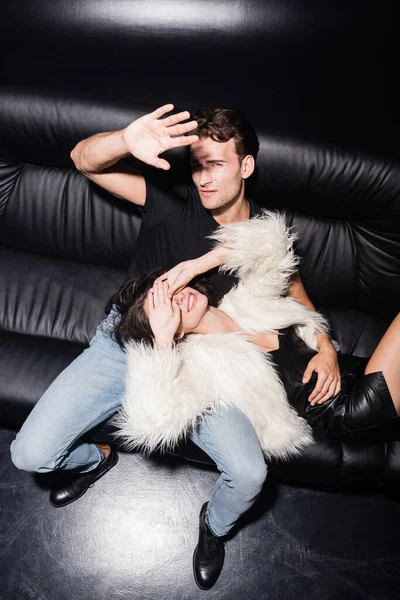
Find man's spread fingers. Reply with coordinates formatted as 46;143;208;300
171;134;199;147
166;121;198;137
152;104;174;119
154;158;171;170
162;111;193;127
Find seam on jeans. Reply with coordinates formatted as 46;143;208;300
190;429;229;536
207;474;232;536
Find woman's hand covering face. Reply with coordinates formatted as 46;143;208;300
154;259;200;298
147;280;182;346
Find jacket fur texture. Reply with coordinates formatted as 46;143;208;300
114;211;330;460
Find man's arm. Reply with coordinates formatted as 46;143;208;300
288;271;341;404
288;272;333;348
70;104;198;207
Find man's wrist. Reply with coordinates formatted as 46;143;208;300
75;130;130;173
119;128;133;156
316;333;335;353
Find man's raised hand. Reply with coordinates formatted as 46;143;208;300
122;104;199;170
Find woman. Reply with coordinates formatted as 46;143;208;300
112;211;400;590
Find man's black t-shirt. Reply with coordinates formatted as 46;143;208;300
128;180;261;295
105;181;261;312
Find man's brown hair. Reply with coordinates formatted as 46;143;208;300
191;108;260;162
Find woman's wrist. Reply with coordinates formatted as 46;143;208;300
154;336;174;350
196;246;231;274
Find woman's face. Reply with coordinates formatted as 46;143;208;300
145;285;209;338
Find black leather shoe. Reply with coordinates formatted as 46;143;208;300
49;447;118;507
193;502;225;590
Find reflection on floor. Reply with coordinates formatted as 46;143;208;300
0;427;399;600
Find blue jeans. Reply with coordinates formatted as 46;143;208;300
10;308;267;536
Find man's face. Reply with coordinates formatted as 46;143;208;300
190;137;247;211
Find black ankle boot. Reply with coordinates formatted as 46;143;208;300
193;502;225;590
49;447;118;507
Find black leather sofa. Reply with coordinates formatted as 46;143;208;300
1;2;400;599
1;84;400;494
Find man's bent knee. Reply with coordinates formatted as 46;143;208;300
10;437;56;473
229;459;268;498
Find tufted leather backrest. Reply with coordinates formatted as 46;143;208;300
255;142;400;356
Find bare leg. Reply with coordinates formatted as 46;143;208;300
365;313;400;415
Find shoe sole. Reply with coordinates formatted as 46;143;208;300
49;450;119;507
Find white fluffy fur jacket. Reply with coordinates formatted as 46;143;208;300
114;211;329;460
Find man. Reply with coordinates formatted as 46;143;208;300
10;104;340;589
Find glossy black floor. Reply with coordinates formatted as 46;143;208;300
1;426;399;600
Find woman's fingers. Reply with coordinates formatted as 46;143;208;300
147;287;157;316
162;281;170;303
154;271;180;297
155;281;165;305
172;296;181;317
153;280;161;307
168;285;184;299
151;280;173;307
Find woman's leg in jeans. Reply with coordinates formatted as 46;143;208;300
10;309;126;474
188;404;267;537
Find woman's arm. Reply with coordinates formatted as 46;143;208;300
156;246;232;298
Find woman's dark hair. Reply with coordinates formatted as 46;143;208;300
113;268;224;348
191;107;260;162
